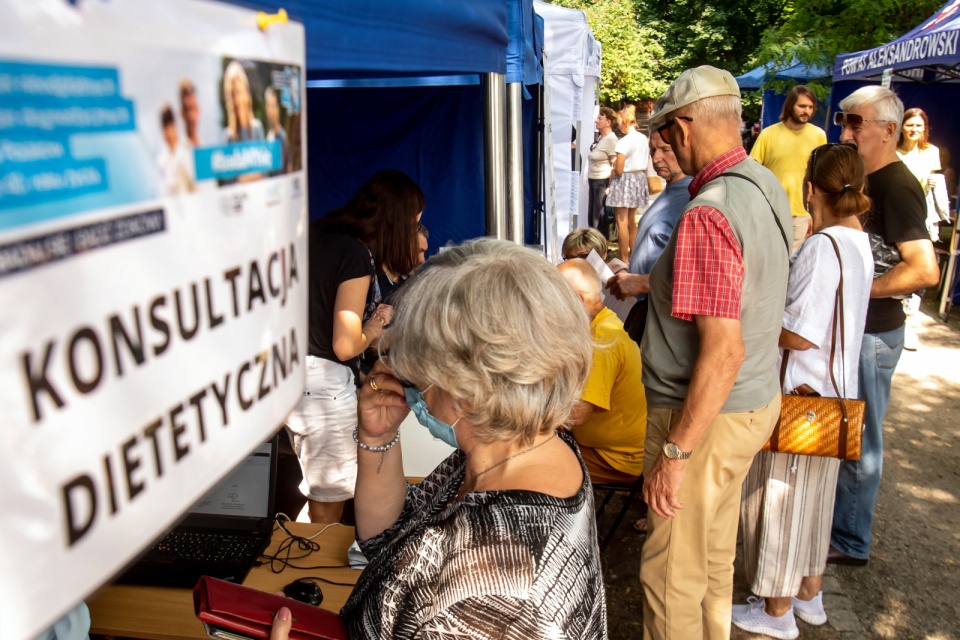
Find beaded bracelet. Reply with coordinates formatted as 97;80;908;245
353;428;400;473
352;428;401;452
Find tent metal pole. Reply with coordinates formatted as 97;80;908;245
532;84;543;246
939;209;959;318
506;82;525;245
483;72;507;240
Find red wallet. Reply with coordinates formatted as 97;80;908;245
193;576;349;640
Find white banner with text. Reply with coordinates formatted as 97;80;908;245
0;1;307;638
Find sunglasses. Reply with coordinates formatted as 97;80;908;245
657;116;693;146
563;252;591;261
833;112;886;130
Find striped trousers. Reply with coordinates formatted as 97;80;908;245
739;450;840;597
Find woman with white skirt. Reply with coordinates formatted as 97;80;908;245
607;104;648;262
733;144;874;639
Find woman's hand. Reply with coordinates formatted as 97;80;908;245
375;303;394;326
361;304;394;349
358;360;410;443
270;607;291;640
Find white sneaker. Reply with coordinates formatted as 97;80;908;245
792;591;828;625
731;596;799;640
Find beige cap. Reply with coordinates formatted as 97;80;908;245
649;65;741;127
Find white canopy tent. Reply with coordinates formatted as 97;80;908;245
534;1;601;261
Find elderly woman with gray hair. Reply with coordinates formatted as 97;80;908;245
273;239;607;639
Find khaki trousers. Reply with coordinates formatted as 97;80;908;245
791;215;811;254
640;396;779;640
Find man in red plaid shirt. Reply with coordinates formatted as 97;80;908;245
637;66;793;640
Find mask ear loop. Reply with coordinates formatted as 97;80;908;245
422;384;466;431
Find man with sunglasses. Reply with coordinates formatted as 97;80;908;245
749;85;827;253
638;66;791;640
829;86;939;567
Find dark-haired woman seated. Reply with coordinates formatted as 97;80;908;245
276;239;608;639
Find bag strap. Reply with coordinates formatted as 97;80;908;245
821;232;851;459
720;171;790;256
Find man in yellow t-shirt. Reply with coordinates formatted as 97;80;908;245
749;85;827;253
558;259;646;484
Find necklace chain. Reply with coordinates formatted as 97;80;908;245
472;431;558;481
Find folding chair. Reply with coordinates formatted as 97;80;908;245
594;474;645;552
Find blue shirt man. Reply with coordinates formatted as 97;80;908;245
628;176;693;299
608;129;692;341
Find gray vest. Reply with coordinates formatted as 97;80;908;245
641;157;791;413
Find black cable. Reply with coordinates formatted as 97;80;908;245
297;574;360;588
256;514;357;574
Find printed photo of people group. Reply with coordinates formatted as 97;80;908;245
156;58;303;194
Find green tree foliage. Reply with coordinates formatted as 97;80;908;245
751;0;945;81
547;0;669;102
547;0;948;104
635;0;790;76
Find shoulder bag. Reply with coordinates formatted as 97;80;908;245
762;233;865;460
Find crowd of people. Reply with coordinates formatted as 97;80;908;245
271;65;943;640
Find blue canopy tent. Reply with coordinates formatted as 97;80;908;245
831;0;960;315
229;0;546;250
830;0;960;153
735;60;831;129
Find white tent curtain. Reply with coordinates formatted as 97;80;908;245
534;1;601;261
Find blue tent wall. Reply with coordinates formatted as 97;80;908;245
308;84;487;250
230;0;545;252
309;81;544;252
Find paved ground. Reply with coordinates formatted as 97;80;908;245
602;296;960;639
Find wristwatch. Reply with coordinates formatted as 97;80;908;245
662;441;692;460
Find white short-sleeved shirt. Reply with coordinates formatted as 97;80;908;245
780;227;873;397
615;128;649;173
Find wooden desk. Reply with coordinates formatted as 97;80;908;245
88;522;360;640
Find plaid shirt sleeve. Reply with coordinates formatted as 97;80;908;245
672;206;744;321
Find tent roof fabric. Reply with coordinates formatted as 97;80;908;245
735;60;830;89
834;0;960;81
508;0;544;85
228;0;508;78
534;1;600;78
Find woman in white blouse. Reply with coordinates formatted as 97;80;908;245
897;108;940;189
732;144;874;640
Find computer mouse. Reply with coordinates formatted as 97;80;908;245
283;578;324;606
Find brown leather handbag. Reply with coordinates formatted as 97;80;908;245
762;234;865;460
